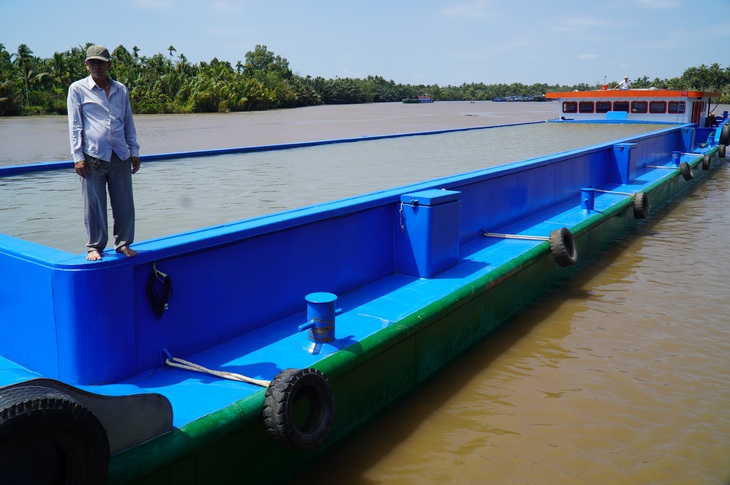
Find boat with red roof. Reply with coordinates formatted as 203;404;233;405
546;88;721;125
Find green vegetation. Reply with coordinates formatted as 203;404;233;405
0;42;728;116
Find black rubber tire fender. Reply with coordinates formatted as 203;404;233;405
720;145;726;159
549;227;578;267
703;154;711;171
720;124;730;145
680;161;693;181
632;192;649;219
263;368;334;450
0;385;109;484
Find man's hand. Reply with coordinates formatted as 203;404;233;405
74;159;89;178
131;156;140;174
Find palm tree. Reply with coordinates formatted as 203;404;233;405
0;45;22;115
47;52;71;90
0;43;12;71
12;44;34;106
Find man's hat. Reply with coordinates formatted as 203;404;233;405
85;45;111;62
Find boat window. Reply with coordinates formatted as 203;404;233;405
668;101;685;114
579;101;594;113
596;101;612;113
649;101;666;113
562;101;577;113
631;101;648;113
613;101;629;112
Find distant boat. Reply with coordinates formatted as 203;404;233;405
492;95;549;102
403;94;434;103
545;88;721;124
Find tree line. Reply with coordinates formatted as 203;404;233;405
0;42;728;116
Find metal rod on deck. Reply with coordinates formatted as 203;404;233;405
482;230;549;241
593;188;635;196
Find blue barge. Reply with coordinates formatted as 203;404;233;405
0;108;728;483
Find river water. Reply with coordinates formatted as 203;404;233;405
1;102;729;484
0;102;661;254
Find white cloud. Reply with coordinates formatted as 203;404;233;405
578;54;598;60
442;0;493;19
553;16;611;33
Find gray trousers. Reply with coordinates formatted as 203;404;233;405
81;152;135;253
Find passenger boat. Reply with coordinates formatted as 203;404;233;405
403;94;434;103
0;103;728;483
545;88;721;125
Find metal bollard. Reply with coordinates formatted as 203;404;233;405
672;150;682;167
298;292;342;344
580;188;596;212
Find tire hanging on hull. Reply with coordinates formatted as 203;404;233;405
680;161;693;181
549;227;578;267
703;154;712;171
632;192;650;219
0;386;109;484
263;368;335;450
720;125;730;146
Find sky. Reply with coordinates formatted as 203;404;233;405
2;0;728;87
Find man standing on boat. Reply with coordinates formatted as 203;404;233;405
614;76;631;90
68;45;140;261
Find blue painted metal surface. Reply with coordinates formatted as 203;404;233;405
0;122;721;387
0;122;717;386
0;117;726;482
396;189;461;278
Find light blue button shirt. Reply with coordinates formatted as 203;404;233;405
67;75;140;163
